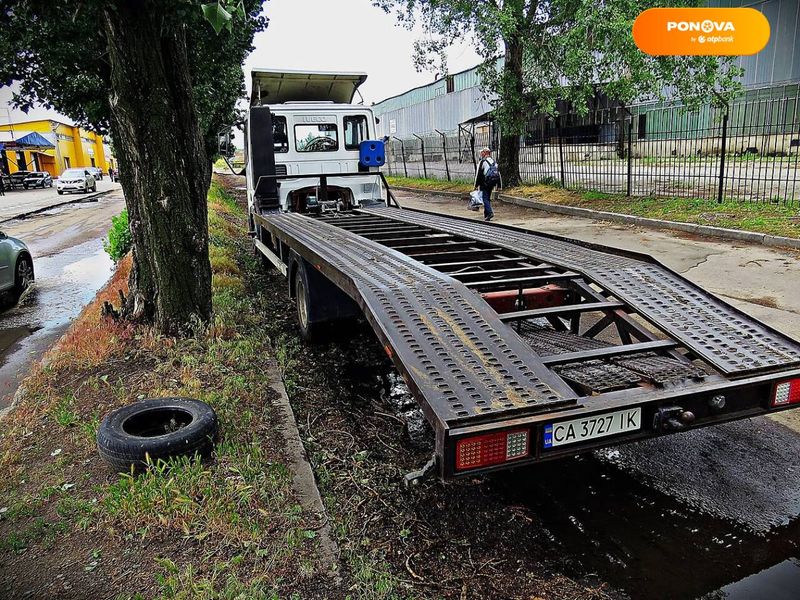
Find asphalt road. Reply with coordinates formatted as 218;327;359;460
0;178;121;222
0;192;125;412
396;189;800;598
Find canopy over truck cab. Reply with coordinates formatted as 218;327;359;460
245;69;385;215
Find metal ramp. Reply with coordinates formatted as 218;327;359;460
259;212;578;426
361;206;800;377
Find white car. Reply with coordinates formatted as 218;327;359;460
57;168;97;195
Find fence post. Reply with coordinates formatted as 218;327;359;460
435;129;451;182
627;119;633;197
412;133;427;179
717;110;729;204
392;136;408;178
556;116;565;187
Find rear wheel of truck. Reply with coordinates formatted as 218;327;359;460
294;267;320;341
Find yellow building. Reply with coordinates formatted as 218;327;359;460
0;119;115;177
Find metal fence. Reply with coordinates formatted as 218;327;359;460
385;92;800;206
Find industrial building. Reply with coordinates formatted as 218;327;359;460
0;119;114;177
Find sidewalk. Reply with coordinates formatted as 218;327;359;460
0;179;120;222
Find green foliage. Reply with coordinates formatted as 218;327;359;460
374;0;742;128
0;1;268;156
103;210;132;262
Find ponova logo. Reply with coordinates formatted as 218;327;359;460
666;20;736;33
633;8;770;56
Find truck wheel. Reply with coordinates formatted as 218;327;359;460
96;397;218;472
295;269;319;341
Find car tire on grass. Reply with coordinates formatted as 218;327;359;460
96;397;218;472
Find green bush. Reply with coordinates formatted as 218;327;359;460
103;209;132;262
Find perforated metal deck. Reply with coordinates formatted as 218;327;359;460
259;212;578;425
361;206;800;376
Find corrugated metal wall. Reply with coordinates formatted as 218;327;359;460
375;84;494;137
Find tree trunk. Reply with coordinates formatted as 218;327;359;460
498;37;525;188
103;4;212;335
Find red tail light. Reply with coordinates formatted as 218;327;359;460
772;378;800;407
455;429;529;471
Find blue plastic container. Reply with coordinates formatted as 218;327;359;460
359;140;385;168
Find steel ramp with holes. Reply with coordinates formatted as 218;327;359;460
259;212;578;426
361;206;800;377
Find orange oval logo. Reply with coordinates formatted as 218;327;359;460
633;8;770;56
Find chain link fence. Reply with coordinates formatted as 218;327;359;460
385;92;800;206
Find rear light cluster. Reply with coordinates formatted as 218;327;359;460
455;429;530;471
772;378;800;407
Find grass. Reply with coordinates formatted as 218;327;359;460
389;175;800;240
386;175;474;194
0;178;321;597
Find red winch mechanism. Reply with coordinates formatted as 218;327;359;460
481;284;569;314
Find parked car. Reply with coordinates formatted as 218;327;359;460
0;231;33;296
8;171;31;189
85;166;104;181
57;168;97;194
22;171;53;189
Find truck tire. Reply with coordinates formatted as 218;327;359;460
96;398;218;472
294;266;320;341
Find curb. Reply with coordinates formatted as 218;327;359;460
392;186;800;250
267;361;341;581
499;194;800;250
0;189;113;224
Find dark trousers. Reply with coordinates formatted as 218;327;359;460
481;186;494;219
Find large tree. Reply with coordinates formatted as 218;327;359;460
0;0;267;333
374;0;741;186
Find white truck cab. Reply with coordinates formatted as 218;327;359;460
245;69;385;215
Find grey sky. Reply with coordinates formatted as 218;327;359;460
245;0;480;104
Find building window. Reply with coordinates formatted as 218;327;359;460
344;116;368;150
294;124;338;152
272;116;289;153
64;157;71;169
446;75;454;94
90;157;96;167
16;151;26;170
638;115;647;140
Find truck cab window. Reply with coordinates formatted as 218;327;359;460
273;116;288;153
295;124;338;152
344;115;368;150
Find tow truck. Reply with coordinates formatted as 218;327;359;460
244;69;800;481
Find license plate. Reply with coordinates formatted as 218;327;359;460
543;407;642;449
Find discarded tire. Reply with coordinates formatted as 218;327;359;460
96;398;218;472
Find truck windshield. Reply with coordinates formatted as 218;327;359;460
344;115;368;150
295;124;338;152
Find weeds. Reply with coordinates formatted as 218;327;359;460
103;209;132;262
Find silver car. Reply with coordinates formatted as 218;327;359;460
0;231;33;295
57;168;97;195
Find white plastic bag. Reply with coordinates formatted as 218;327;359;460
468;190;484;211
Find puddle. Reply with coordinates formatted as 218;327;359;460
332;336;800;600
0;239;113;409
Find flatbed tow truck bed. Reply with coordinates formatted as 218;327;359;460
253;202;800;480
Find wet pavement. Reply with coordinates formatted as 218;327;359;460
0;194;123;411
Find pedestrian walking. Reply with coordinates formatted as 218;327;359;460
474;147;501;221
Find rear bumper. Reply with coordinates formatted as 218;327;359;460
442;368;800;479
